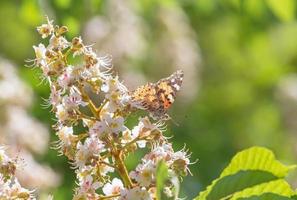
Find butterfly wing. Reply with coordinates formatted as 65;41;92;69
154;70;183;117
131;70;183;120
131;83;158;109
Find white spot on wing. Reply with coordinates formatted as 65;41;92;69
168;94;174;103
173;83;180;91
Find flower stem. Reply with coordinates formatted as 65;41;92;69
78;85;100;118
113;150;133;188
121;135;149;151
97;193;120;200
98;160;117;169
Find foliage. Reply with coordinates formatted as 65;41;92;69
156;160;169;200
195;147;296;200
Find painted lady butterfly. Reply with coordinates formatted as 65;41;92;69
131;70;183;120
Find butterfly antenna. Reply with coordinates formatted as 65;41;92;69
167;115;179;126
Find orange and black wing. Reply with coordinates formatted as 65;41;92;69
131;70;183;120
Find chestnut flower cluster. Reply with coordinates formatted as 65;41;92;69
32;17;191;200
0;146;35;200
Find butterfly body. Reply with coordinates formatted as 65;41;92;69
131;70;183;120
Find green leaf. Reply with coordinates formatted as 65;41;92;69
266;0;295;22
156;160;169;200
238;193;293;200
231;180;295;199
195;147;296;200
206;170;276;200
221;147;295;178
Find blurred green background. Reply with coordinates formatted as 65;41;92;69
1;0;297;199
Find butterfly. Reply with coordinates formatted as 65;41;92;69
130;70;183;120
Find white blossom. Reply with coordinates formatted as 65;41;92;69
48;35;69;50
56;126;74;147
102;178;124;195
33;43;47;67
130;160;155;187
120;186;152;200
36;17;54;38
55;104;69;122
77;174;101;194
